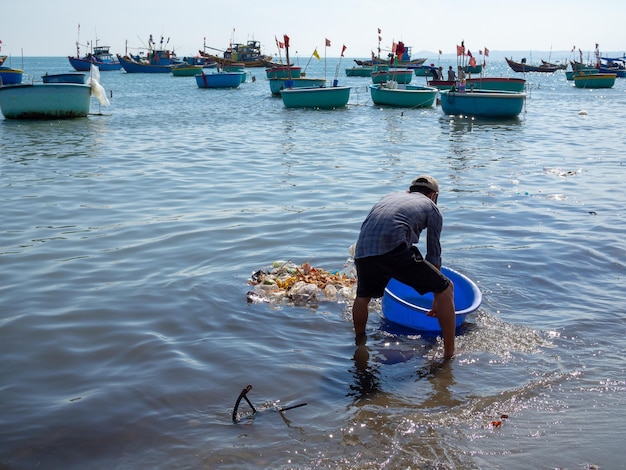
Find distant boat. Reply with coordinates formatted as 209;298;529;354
68;45;122;71
371;67;413;84
440;89;526;118
118;49;179;73
369;83;437;108
202;39;276;67
345;63;375;77
0;66;24;85
0;83;92;119
573;71;616;89
195;69;243;88
266;65;302;79
269;77;326;96
280;86;351;109
464;77;526;92
505;57;560;73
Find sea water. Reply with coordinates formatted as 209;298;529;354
1;56;625;469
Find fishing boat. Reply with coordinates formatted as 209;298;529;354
42;72;87;84
280;86;351;109
266;65;302;79
269;77;326;96
505;57;560;73
68;45;122;71
573;71;616;88
345;63;375;77
464;77;526;92
0;66;23;85
202;39;275;67
118;50;179;73
195;69;243;88
371;67;413;84
382;266;482;333
369;83;437;108
0;65;110;119
440;89;526;118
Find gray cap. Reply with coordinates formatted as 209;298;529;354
409;175;439;193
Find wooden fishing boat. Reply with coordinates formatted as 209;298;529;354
573;72;616;88
280;85;351;109
345;65;375;77
369;83;437;108
0;66;23;85
440;89;526;118
382;266;482;333
118;48;180;73
202;40;275;67
195;70;243;88
0;83;92;119
266;65;302;79
269;77;326;96
68;45;122;71
371;67;413;84
505;57;560;73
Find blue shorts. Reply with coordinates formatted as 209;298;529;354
355;245;450;298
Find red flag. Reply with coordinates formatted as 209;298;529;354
456;44;465;56
279;41;284;49
325;38;331;47
378;28;381;34
396;41;405;56
392;42;397;53
469;57;477;67
467;49;473;58
378;36;382;42
283;35;290;48
484;47;490;57
341;44;347;57
438;49;442;55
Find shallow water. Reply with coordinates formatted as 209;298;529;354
1;57;625;469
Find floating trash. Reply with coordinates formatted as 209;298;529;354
247;260;356;305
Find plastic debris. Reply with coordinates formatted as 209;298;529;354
247;260;356;305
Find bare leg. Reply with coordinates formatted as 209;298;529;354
433;283;455;360
352;296;371;338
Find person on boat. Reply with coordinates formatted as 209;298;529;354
351;175;456;360
447;66;456;81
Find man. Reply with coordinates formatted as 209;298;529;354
352;175;456;359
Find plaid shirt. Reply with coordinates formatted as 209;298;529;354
355;191;443;266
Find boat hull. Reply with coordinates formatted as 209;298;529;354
68;56;122;72
265;66;302;79
172;65;204;77
371;68;413;84
369;84;437;107
382;266;482;333
280;86;351;109
466;77;526;92
42;73;87;84
118;55;174;73
505;57;559;73
440;90;526;118
269;77;326;95
0;83;91;119
573;73;616;88
345;67;374;77
0;67;24;85
195;71;243;88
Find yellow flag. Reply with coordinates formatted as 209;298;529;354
312;48;320;60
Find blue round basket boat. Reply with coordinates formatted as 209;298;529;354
381;266;482;333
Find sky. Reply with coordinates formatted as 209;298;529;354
2;0;626;60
